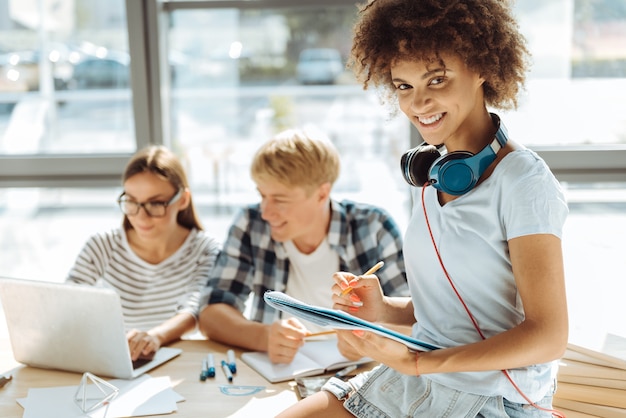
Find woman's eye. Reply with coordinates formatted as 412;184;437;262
395;83;411;91
429;76;445;86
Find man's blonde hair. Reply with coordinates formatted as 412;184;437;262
251;128;340;193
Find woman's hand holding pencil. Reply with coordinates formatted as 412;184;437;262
332;261;389;359
340;261;385;297
333;261;386;319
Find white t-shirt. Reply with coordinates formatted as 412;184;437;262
404;148;568;403
283;238;339;334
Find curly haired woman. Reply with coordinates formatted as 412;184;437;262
278;0;568;417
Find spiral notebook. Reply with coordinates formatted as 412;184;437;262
263;291;441;352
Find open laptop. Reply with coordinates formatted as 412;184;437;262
0;277;182;379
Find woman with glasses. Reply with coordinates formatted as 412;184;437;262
67;145;221;362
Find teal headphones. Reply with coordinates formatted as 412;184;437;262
400;113;508;195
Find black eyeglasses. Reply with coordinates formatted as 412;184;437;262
117;189;182;217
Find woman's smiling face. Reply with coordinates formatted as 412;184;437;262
391;53;486;150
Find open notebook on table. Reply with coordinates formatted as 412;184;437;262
0;277;181;379
242;338;370;383
263;291;441;352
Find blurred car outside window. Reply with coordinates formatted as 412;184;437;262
66;50;130;90
296;48;343;85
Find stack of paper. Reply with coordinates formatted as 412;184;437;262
17;374;184;418
554;331;626;417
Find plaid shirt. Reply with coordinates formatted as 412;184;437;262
202;199;408;323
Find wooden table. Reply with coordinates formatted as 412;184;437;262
0;338;300;417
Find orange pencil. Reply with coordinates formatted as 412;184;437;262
340;261;384;296
304;330;337;340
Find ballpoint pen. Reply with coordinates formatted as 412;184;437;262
227;349;237;374
207;353;216;378
221;360;233;382
340;261;385;296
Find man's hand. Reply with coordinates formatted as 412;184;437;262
267;317;309;364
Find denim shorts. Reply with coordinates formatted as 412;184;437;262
323;365;556;418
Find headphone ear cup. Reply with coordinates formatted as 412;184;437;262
429;151;477;195
401;144;441;187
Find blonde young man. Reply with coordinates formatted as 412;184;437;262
199;129;408;364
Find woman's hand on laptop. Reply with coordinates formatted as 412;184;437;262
126;329;161;361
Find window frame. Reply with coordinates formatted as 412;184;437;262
0;0;625;188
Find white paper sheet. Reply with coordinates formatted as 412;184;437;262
17;374;183;418
226;390;297;418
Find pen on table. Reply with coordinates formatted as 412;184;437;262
340;261;385;296
200;357;208;381
334;364;358;378
207;353;216;378
226;349;237;374
221;360;233;382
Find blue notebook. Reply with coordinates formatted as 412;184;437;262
263;291;441;352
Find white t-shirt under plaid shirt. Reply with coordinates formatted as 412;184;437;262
66;227;221;332
201;199;409;324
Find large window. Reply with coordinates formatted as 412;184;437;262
156;0;626;189
0;0;151;187
0;0;625;323
1;0;625;188
164;3;409;225
159;0;625;194
0;0;135;155
156;0;626;222
503;0;626;148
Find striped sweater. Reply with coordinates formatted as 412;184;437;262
66;227;220;332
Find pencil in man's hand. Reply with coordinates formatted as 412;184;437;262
304;330;337;341
340;261;384;296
